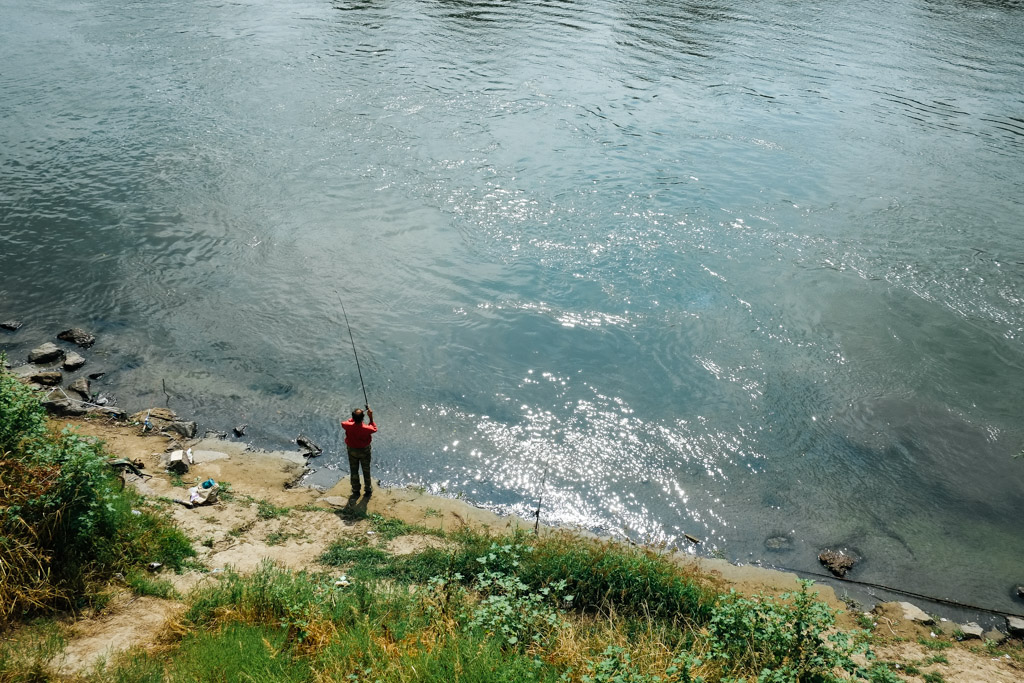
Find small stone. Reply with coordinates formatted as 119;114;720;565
68;377;90;401
87;371;106;380
1017;585;1024;600
167;420;197;439
319;496;350;508
1007;615;1024;637
57;327;96;348
233;424;248;437
1;320;23;331
957;622;984;640
899;601;934;625
818;549;856;578
28;342;65;364
86;406;126;420
30;371;63;386
63;351;87;370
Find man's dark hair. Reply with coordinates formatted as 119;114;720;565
352;408;365;423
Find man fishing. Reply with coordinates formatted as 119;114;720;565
341;407;376;497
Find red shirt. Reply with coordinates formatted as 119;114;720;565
341;419;377;449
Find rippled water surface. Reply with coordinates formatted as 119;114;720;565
2;0;1023;611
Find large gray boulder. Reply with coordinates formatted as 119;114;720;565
41;397;88;417
57;328;96;348
957;622;984;640
1007;615;1024;637
30;370;63;386
28;342;65;364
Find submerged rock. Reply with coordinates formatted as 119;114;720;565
1;320;23;331
57;327;96;348
233;424;248;437
296;435;323;456
28;342;65;364
818;549;856;578
87;371;106;380
63;351;87;370
764;535;793;552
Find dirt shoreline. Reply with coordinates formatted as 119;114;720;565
48;415;1024;681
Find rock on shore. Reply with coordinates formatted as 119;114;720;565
28;342;65;364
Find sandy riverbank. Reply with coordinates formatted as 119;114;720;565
47;415;1024;681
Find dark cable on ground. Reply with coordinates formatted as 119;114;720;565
765;563;1024;620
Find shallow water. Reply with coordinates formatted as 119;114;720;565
2;0;1023;612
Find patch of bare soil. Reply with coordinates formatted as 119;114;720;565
52;591;181;676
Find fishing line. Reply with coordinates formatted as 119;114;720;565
336;290;369;409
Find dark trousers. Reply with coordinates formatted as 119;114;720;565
347;445;372;494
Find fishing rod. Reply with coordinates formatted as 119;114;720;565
534;464;549;535
336;290;369;409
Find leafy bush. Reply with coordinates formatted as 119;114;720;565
467;543;571;651
706;581;869;682
0;359;47;454
0;371;193;622
582;646;704;683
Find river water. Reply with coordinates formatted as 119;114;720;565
2;0;1023;612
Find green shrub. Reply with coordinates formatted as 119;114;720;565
0;375;194;621
0;362;47;454
582;646;704;683
706;581;867;681
467;543;570;651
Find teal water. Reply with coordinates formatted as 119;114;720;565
2;0;1023;612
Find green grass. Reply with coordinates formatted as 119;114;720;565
918;636;953;651
256;499;290;520
0;619;66;682
125;570;179;600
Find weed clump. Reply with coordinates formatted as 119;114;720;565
0;367;194;624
